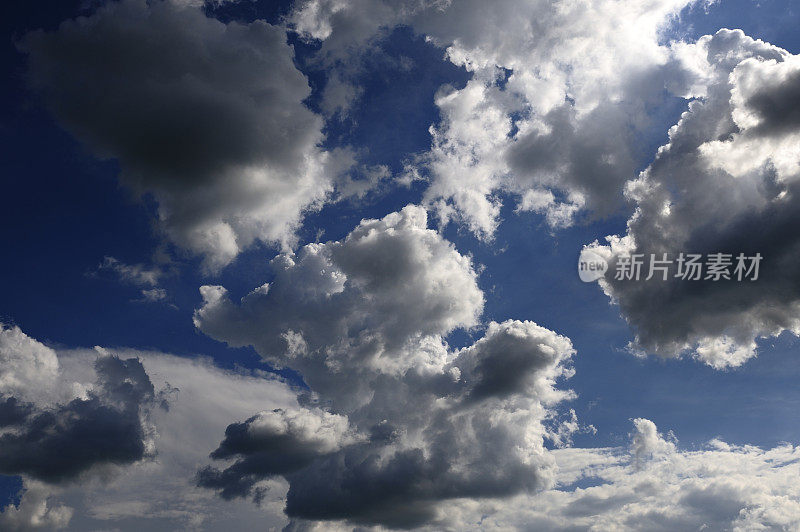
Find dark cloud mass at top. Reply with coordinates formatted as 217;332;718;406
21;0;334;271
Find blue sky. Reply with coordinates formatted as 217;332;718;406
2;0;800;530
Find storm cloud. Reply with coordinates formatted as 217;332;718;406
22;0;335;271
0;325;158;483
587;29;800;368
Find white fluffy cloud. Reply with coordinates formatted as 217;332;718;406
194;206;579;528
432;418;800;531
587;29;800;368
290;0;697;236
195;205;485;392
22;0;339;271
0;325;59;402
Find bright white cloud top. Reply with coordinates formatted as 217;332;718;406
587;29;800;368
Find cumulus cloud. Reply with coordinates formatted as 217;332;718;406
194;206;578;528
0;325;165;529
6;343;800;532
0;326;158;485
289;0;696;236
54;348;303;530
453;320;575;402
0;356;156;484
0;481;72;532
0;325;59;402
0;327;304;530
21;0;338;271
630;417;676;468
587;29;800;368
197;407;355;502
433;419;800;531
195;205;485;398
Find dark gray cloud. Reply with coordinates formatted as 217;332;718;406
746;66;800;136
0;356;156;483
198;407;352;502
0;334;308;530
453;320;572;401
0;397;33;428
21;0;334;270
588;29;800;367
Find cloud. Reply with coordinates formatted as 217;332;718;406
453;320;575;402
197;407;355;502
0;325;163;529
5;338;800;532
56;349;301;530
136;287;168;303
0;325;60;402
587;29;800;368
289;0;696;237
21;0;336;271
93;256;172;303
0;327;302;530
194;206;578;528
0;481;72;532
195;205;485;391
426;418;800;531
0;330;158;484
95;256;162;288
630;417;676;468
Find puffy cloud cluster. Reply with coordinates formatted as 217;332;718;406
0;325;160;529
5;328;800;532
0;325;157;484
0;355;156;483
0;326;307;530
197;407;355;502
56;348;304;531
12;1;800;529
194;206;577;528
587;29;800;368
0;325;60;402
195;205;485;401
22;0;339;271
290;0;696;236
434;419;800;531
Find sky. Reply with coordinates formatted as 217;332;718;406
1;0;800;530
